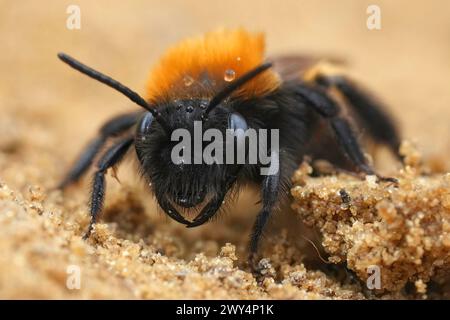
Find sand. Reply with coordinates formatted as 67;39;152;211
0;1;449;299
291;142;450;297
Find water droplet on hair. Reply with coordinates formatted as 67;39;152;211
224;69;236;82
183;75;194;86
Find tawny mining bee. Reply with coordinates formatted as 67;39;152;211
58;29;400;264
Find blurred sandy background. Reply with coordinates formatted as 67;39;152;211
0;0;449;298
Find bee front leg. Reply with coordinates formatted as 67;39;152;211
248;153;281;270
83;136;134;239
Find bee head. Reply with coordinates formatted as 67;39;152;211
135;99;247;211
57;51;270;223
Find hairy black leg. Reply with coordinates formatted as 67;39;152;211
83;137;134;239
249;152;281;267
293;85;397;183
330;118;375;175
58;112;141;189
58;136;105;189
316;75;402;159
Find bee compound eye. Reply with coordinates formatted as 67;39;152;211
138;112;154;134
228;112;248;131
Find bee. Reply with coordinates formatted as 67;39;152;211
58;29;400;265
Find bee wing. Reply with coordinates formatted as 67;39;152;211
270;54;348;82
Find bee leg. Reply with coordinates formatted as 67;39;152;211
58;112;141;189
316;75;402;160
248;154;281;270
83;137;134;239
331;118;397;183
294;85;397;183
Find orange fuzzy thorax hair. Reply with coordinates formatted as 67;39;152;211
145;29;280;103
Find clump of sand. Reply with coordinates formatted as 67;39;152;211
291;142;450;297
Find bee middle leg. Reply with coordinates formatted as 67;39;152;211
84;136;134;239
293;85;396;183
315;74;402;160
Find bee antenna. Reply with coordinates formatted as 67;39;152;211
202;62;273;119
57;52;169;131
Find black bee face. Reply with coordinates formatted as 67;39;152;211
135;100;247;213
174;184;207;208
151;161;221;210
